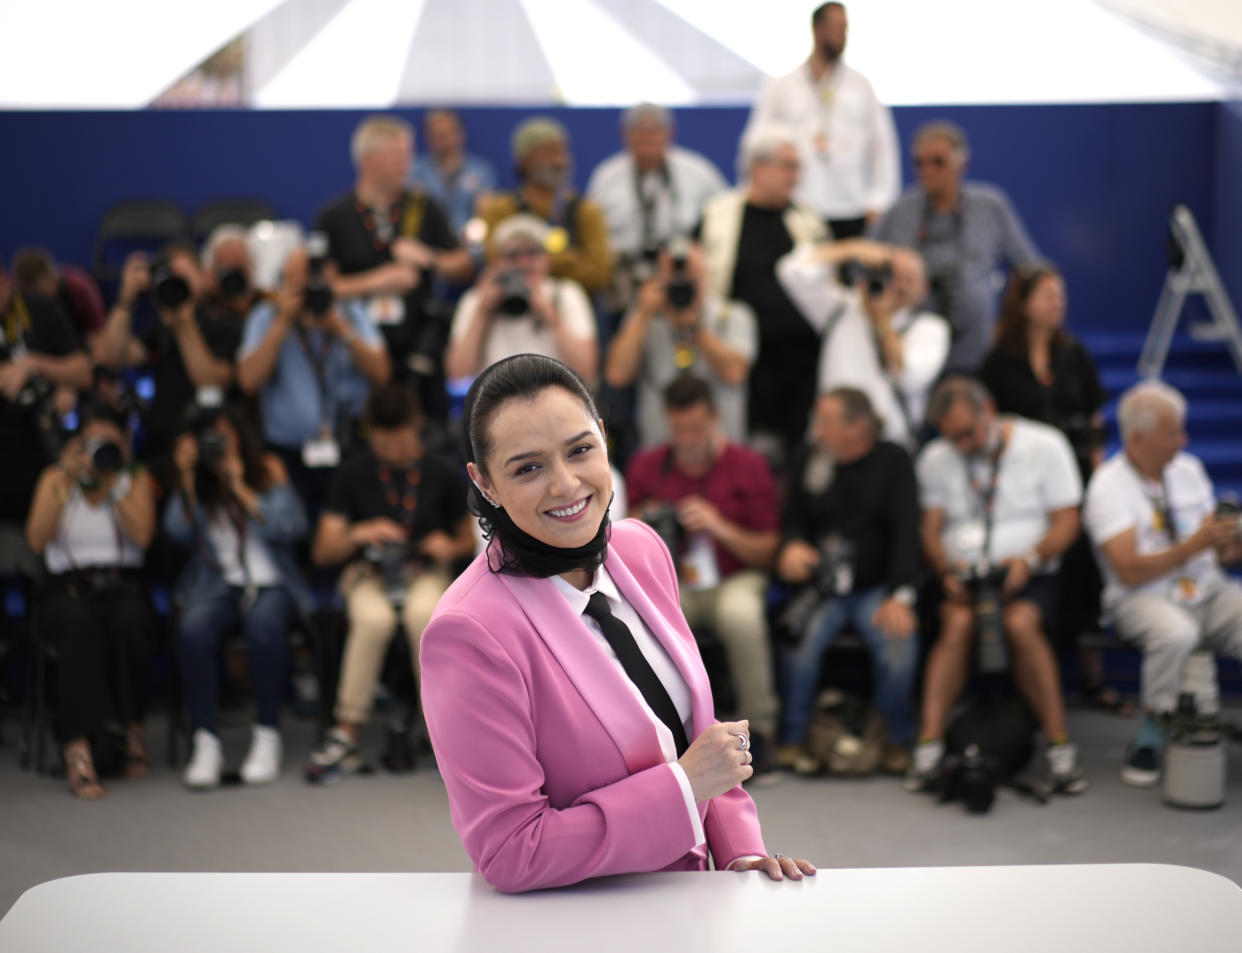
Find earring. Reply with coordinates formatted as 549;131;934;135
472;481;500;508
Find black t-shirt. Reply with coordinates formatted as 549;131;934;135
324;448;468;548
781;440;920;594
315;189;459;361
979;336;1104;471
0;294;83;520
728;203;820;447
140;301;245;458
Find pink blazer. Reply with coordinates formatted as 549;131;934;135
420;518;766;893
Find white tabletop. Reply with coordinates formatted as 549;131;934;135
1;865;1239;953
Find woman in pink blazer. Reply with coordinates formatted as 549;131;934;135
421;355;815;893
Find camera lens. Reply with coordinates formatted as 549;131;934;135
303;280;334;316
85;438;125;474
153;272;192;310
218;268;248;299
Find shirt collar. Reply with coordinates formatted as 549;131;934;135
550;565;622;617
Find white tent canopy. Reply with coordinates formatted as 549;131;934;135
0;0;1236;109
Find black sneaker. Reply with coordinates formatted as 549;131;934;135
380;721;417;774
305;729;363;786
1121;743;1160;788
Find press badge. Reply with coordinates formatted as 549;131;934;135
955;522;987;560
680;532;720;592
302;435;341;469
366;294;405;326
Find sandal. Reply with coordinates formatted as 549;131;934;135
65;749;107;800
1082;681;1136;717
125;728;150;779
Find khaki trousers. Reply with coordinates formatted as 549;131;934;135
334;568;450;726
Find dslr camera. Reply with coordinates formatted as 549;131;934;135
642;503;683;557
1215;497;1242;542
838;258;893;298
149;258;193;311
664;237;696;311
780;535;856;637
303;232;334;318
195;427;228;473
956;561;1010;674
83;435;125;476
362;540;423;605
494;268;531;318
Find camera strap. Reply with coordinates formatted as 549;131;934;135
966;441;1005;560
633;162;678;251
377;463;421;529
295;324;335;429
1128;461;1180;544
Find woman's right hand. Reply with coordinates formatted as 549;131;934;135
58;437;88;483
678;720;753;802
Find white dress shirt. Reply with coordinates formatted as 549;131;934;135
740;60;899;220
550;567;705;849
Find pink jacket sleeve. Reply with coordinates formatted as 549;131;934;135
421;609;705;894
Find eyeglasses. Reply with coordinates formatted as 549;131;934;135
913;154;950;169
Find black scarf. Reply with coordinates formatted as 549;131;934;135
483;496;612;578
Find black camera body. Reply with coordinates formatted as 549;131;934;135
84;436;125;474
936;743;1000;813
196;429;228;472
362;540;423;604
495;268;531;318
838;258;893;297
1216;497;1242;542
304;231;334;317
643;503;683;558
217;267;249;300
149;259;193;311
957;561;1010;674
665;238;696;310
779;534;857;639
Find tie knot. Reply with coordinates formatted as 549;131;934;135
584;591;612;621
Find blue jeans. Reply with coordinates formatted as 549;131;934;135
179;586;294;734
779;585;918;746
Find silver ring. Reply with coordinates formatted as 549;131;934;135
774;853;785;860
736;732;749;751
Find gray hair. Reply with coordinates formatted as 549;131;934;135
1117;380;1186;442
913;120;971;164
927;375;991;425
742;124;800;168
201;224;251;271
622;102;673;132
350;115;414;169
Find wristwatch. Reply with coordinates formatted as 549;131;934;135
891;585;917;608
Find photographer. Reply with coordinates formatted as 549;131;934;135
25;400;156;799
778;238;949;451
604;241;756;448
774;388;920;774
625;374;782;777
237;244;391;515
444;215;597;381
95;236;246;470
0;264;92;524
305;384;473;784
910;376;1086;794
1084;382;1242;788
164;405;309;790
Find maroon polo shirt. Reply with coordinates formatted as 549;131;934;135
625;442;779;579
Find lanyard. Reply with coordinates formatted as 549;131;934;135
633;162;679;250
1129;460;1179;543
964;439;1005;558
354;193;405;251
378;464;421;529
295;325;334;428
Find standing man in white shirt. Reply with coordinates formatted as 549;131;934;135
777;238;949;452
738;2;899;239
587;103;727;311
1083;381;1242;788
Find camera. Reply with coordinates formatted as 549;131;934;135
149;258;193;311
196;428;228;472
303;231;334;317
1215;497;1242;542
642;503;683;558
957;561;1010;674
362;540;421;605
217;267;249;299
779;535;856;637
838;258;893;298
665;237;696;310
494;268;531;317
936;743;999;814
84;436;124;474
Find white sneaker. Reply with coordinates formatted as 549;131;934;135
903;739;945;792
184;729;223;790
240;725;282;785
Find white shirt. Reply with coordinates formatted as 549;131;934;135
449;276;596;377
776;244;949;451
739;60;900;219
1084;451;1223;610
550;567;705;850
206;512;281;588
917;417;1082;567
45;483;144;574
585;146;728;258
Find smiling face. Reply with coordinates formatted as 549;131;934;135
469;386;612;550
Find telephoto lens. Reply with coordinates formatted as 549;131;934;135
85;437;125;474
150;260;192;310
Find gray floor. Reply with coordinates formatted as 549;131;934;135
5;704;1242;919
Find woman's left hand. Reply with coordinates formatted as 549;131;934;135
730;855;817;881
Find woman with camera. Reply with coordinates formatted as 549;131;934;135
978;264;1126;713
26;401;156;799
419;354;814;893
164;405;309;790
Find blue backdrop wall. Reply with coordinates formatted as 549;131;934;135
0;101;1234;340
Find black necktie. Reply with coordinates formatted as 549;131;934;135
583;592;690;757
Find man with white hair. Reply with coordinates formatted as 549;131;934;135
738;2;899;239
315;115;473;416
777;237;949;451
587;103;727;296
444;214;597;381
697;125;827;466
1083;380;1242;787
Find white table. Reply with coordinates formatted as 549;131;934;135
1;865;1239;952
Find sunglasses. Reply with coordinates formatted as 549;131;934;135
913;154;950;169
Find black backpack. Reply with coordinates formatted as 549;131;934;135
937;692;1042;813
